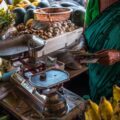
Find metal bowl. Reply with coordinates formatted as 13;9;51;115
34;7;72;22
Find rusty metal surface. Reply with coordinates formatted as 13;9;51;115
34;8;72;22
0;34;45;58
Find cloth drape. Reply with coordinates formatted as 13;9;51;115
85;0;118;27
85;0;100;27
84;1;120;103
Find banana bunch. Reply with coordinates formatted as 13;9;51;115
113;85;120;103
29;0;40;5
32;0;40;7
85;85;120;120
85;100;100;120
111;102;120;120
99;97;113;120
13;0;40;8
7;4;15;11
15;0;31;8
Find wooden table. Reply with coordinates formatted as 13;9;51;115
0;83;85;120
0;66;87;120
67;66;88;79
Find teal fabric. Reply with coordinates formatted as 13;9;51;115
84;1;120;103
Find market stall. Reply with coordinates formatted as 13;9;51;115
1;0;120;120
0;0;88;120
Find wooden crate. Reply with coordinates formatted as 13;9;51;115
36;28;83;57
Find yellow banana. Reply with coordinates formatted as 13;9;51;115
15;0;31;8
30;0;40;2
110;97;118;110
32;1;39;6
26;19;34;27
99;97;113;120
8;5;15;11
16;3;24;8
13;0;22;5
34;0;40;2
113;85;120;102
19;0;31;4
111;102;120;120
85;100;100;120
16;3;28;8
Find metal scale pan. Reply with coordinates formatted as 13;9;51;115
29;68;70;89
0;34;45;59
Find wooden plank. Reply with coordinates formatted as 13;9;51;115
0;89;44;120
66;66;88;79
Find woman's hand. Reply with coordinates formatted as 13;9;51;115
96;50;120;65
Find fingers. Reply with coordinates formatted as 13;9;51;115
98;57;117;65
96;53;109;59
98;57;109;65
96;50;107;54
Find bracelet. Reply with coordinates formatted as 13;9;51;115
118;53;120;57
117;52;120;61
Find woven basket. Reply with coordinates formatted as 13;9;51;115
34;7;72;23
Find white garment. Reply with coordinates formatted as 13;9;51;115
0;0;8;11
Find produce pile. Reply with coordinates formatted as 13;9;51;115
85;85;120;120
16;20;79;40
0;9;14;35
6;0;85;26
7;0;40;9
0;0;85;40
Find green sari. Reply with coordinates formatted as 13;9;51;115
84;1;120;103
85;0;100;27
